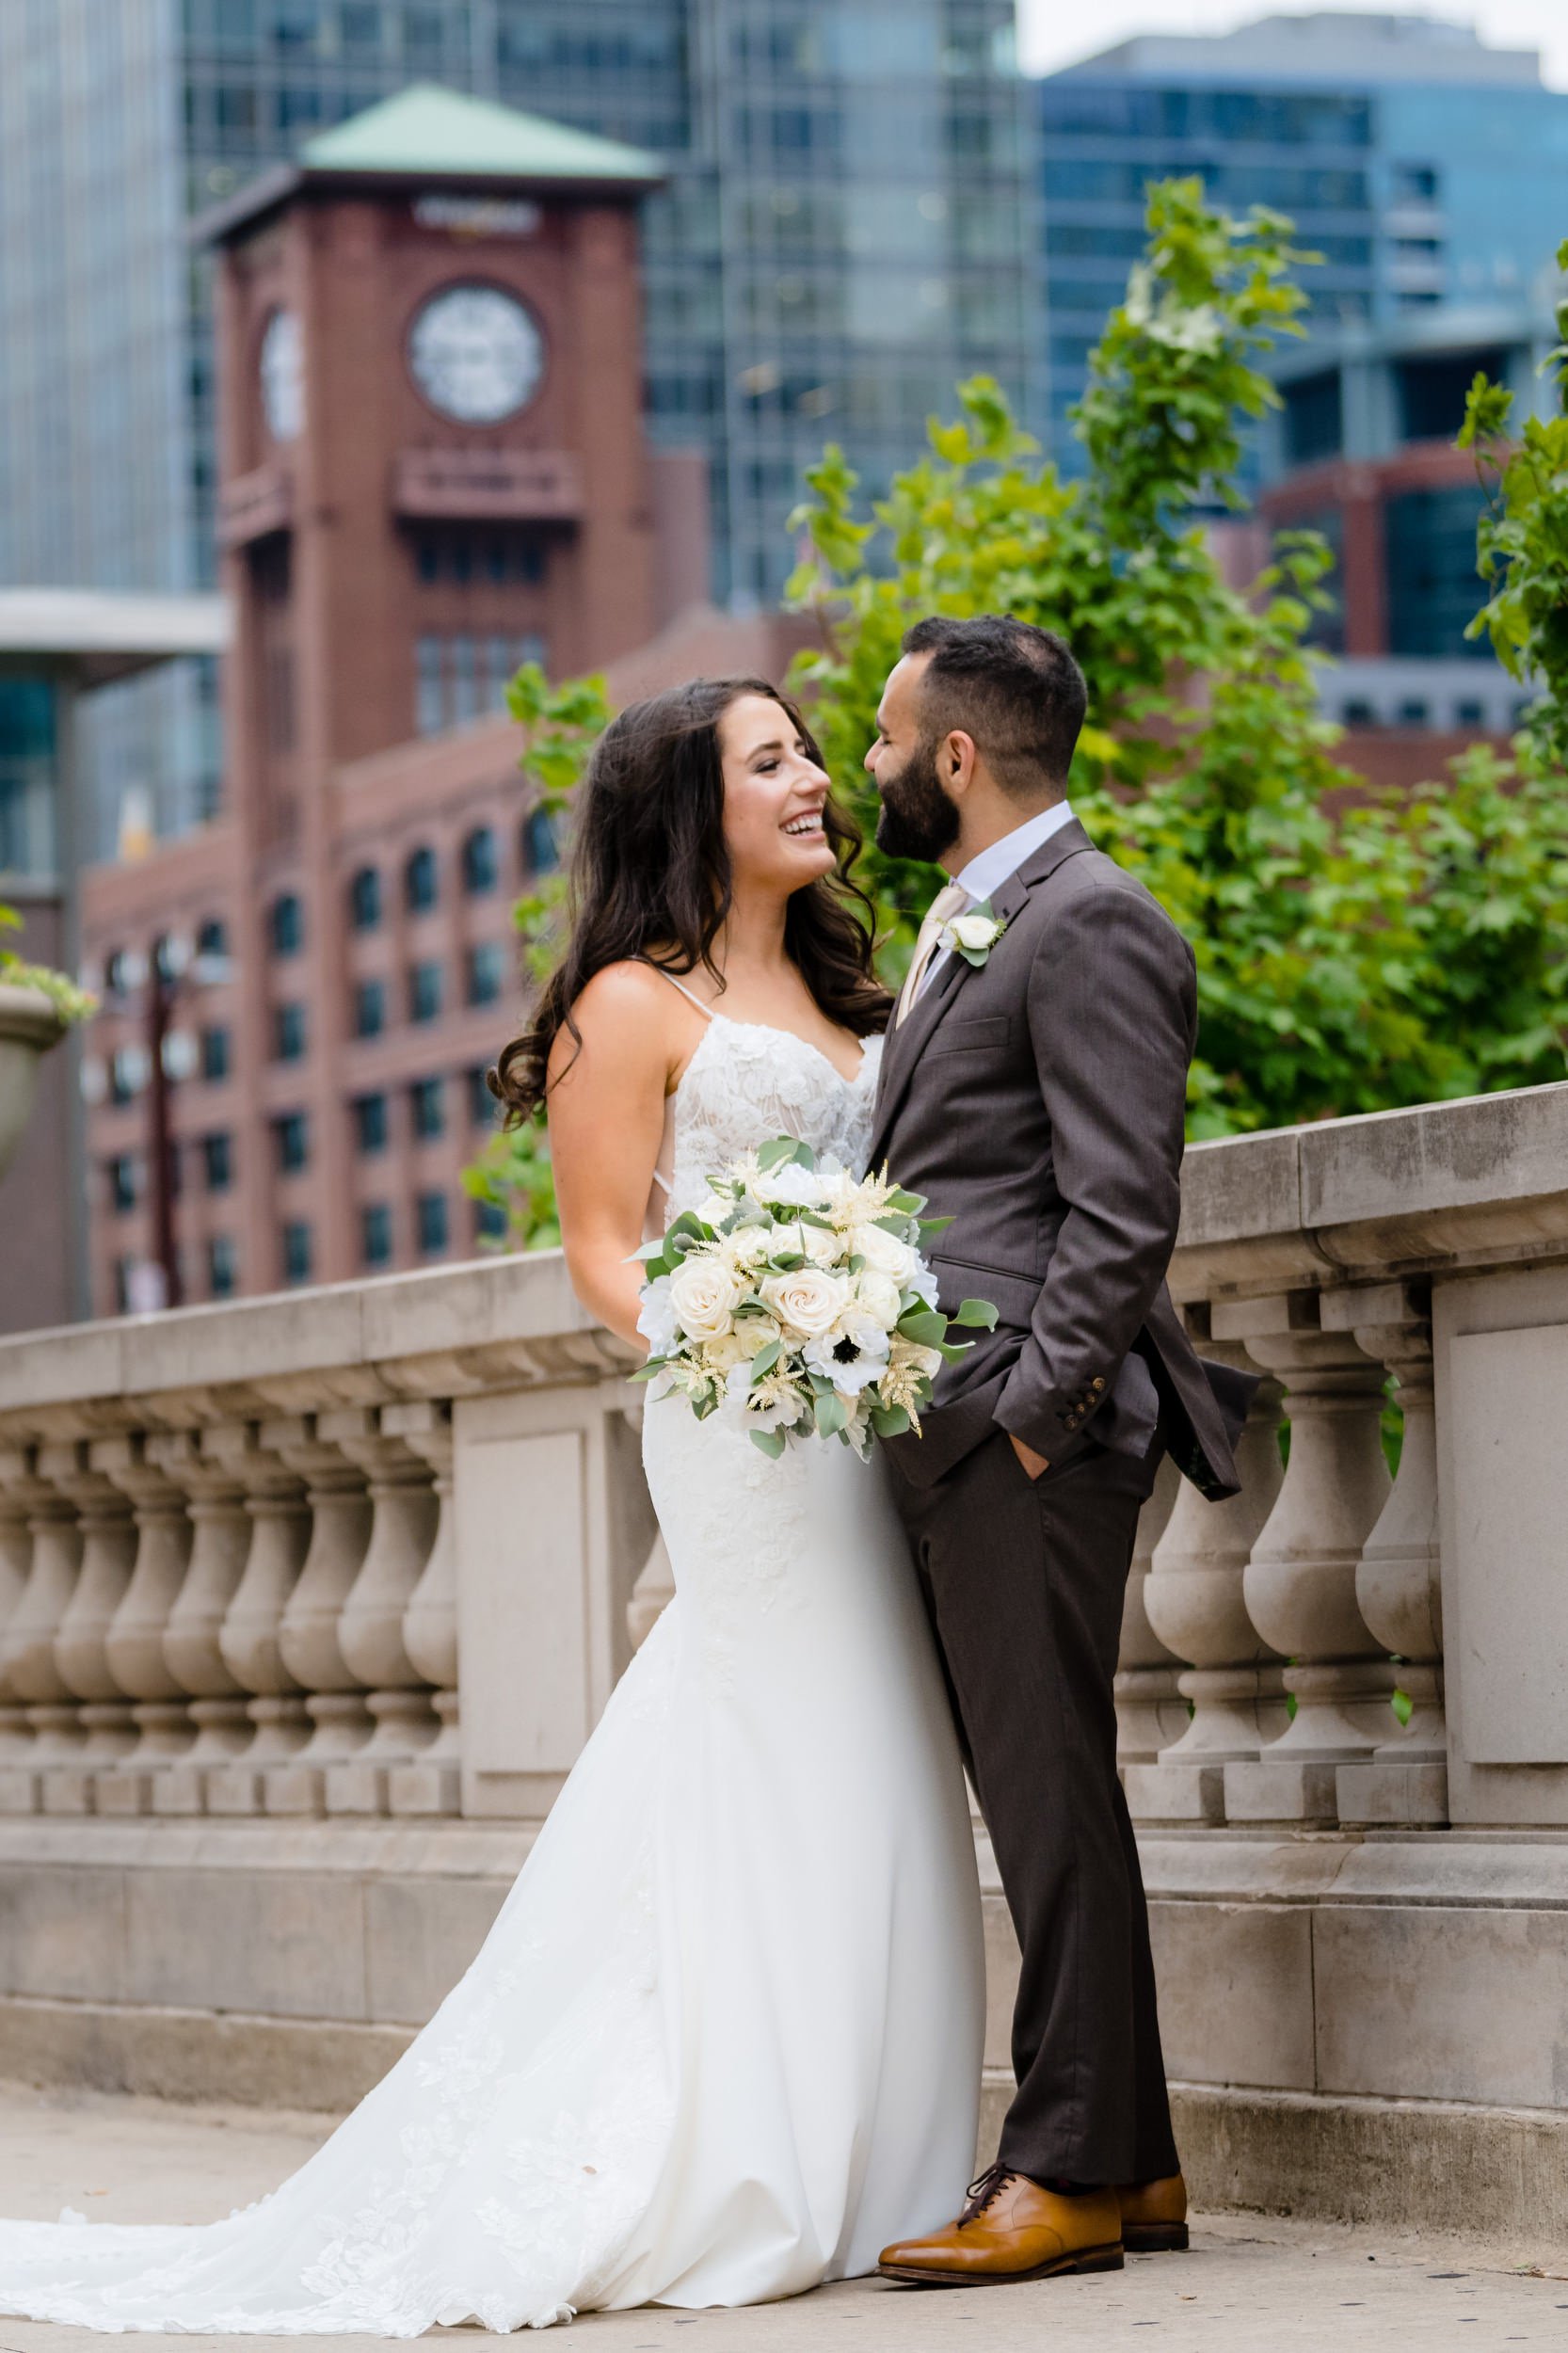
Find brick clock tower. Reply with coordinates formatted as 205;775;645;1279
199;87;662;1290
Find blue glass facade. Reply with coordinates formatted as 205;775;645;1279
1;0;1033;858
1035;47;1568;465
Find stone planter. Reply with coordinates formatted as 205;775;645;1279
0;983;67;1185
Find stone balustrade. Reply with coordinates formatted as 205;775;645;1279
0;1080;1565;2245
0;1257;643;1824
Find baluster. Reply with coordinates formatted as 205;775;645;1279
320;1406;438;1816
627;1533;674;1652
386;1401;458;1816
148;1424;255;1815
1330;1282;1448;1828
1220;1291;1395;1827
265;1418;373;1815
205;1423;312;1815
95;1434;195;1815
48;1444;138;1811
1114;1452;1184;1769
1127;1343;1288;1825
0;1448;84;1809
0;1447;36;1769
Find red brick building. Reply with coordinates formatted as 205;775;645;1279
77;88;799;1318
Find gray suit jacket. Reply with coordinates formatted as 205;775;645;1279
871;818;1252;1496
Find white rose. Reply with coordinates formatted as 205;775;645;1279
636;1273;679;1357
853;1267;904;1331
851;1221;918;1286
800;1221;844;1269
759;1160;832;1210
717;1224;772;1276
699;1329;754;1378
947;911;1000;953
763;1265;848;1338
667;1253;744;1340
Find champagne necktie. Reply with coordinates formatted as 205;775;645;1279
895;882;972;1028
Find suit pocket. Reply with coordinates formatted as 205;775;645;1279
926;1014;1012;1057
930;1253;1040;1332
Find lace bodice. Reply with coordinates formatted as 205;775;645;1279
663;1017;884;1224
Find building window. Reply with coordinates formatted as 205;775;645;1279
1385;485;1492;659
361;1201;393;1269
208;1233;238;1299
1342;698;1377;726
408;958;443;1022
196;916;230;964
202;1132;233;1193
468;1064;498;1128
108;1155;137;1213
353;977;386;1038
281;1220;312;1286
1281;370;1342;468
452;634;479;725
416;1190;449;1257
273;1110;310;1173
466;939;507;1007
522;807;559;873
461;824;498;894
274;1000;307;1061
1455;698;1486;727
405;844;439;912
410;1076;445;1139
354;1093;389;1154
269;892;303;955
349;866;382;930
1397;699;1430;727
416;635;444;735
200;1024;232;1081
104;947;132;998
1395;349;1506;445
473;1196;507;1244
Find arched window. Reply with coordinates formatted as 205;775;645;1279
522;807;559;874
461;824;498;895
269;892;303;956
405;844;439;913
349;866;382;930
196;917;229;960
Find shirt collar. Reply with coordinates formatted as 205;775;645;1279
953;800;1075;906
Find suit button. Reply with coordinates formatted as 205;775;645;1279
1091;1376;1106;1391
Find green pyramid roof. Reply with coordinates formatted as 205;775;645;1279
298;83;661;187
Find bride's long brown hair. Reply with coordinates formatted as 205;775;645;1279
491;676;891;1124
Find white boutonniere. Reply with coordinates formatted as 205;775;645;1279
938;901;1009;968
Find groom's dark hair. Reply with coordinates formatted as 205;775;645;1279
903;614;1087;800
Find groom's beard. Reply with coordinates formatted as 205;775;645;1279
874;734;961;863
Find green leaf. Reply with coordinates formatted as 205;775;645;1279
870;1403;912;1438
897;1309;948;1348
749;1340;784;1382
814;1390;848;1439
952;1297;1000;1330
749;1428;787;1460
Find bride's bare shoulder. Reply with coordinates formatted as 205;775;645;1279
548;959;694;1087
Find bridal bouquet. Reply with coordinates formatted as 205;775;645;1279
633;1137;997;1458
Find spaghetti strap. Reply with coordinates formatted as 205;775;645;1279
644;965;714;1019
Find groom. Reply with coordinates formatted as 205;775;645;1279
866;615;1252;2285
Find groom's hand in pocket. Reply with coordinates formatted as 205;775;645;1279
1008;1433;1051;1482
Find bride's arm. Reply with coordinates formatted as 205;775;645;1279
547;962;688;1352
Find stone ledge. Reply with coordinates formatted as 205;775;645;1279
1170;2080;1568;2259
0;1995;408;2115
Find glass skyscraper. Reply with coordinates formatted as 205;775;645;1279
0;0;1032;859
1034;11;1568;456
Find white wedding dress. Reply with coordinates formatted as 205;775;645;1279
0;1014;984;2334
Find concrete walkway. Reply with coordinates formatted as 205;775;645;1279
0;2084;1561;2351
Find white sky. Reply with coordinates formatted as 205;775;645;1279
1016;3;1568;92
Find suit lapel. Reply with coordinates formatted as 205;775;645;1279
869;816;1096;1171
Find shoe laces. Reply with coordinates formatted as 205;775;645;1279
960;2165;1013;2226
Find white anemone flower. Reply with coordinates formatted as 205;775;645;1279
803;1315;892;1397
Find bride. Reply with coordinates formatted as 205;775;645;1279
0;678;985;2333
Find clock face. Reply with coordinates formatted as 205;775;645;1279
259;308;303;441
407;284;545;424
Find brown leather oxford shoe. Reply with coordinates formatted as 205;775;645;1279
877;2168;1124;2286
1117;2169;1189;2252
